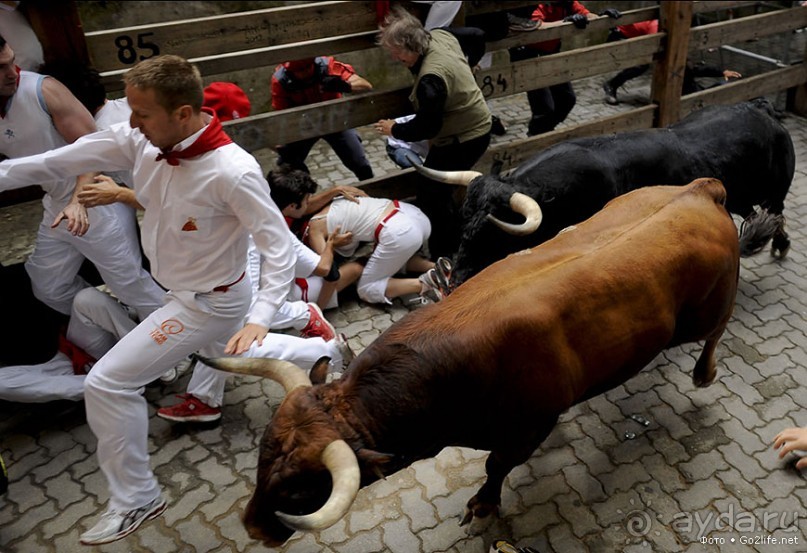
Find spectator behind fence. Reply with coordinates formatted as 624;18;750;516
203;81;251;121
375;7;492;258
602;20;741;105
271;56;374;181
510;1;621;136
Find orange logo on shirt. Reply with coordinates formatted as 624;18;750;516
182;217;198;231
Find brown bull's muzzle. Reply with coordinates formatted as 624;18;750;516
275;440;361;531
486;192;543;235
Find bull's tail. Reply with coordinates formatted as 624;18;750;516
738;208;789;259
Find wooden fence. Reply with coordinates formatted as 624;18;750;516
18;1;807;200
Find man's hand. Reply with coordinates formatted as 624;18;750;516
563;13;589;29
773;427;807;469
77;174;123;207
335;185;368;204
598;8;621;19
327;225;353;249
51;201;90;236
321;75;352;93
375;119;395;137
225;323;269;355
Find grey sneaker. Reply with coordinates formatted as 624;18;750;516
418;269;444;303
507;13;539;32
334;333;355;370
603;81;619;105
80;497;166;545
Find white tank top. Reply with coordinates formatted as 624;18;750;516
95;98;133;186
0;71;73;213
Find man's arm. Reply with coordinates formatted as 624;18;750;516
78;174;144;210
41;76;96;142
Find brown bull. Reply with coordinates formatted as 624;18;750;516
202;177;740;547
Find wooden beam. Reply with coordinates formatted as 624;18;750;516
652;2;693;127
682;64;807;117
84;1;378;73
477;35;661;100
689;6;807;54
224;88;412;152
474;106;657;174
693;1;760;14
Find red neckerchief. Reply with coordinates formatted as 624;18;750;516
155;107;233;166
0;66;22;119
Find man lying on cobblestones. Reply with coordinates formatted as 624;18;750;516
0;54;296;545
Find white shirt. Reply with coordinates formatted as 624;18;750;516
0;115;295;328
323;196;393;257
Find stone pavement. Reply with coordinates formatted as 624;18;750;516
2;70;807;553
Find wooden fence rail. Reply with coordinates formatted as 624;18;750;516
14;0;807;203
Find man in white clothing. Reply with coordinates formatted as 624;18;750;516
0;54;296;545
0;35;165;321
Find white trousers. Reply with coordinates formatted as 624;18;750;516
84;277;252;511
358;202;431;304
0;287;140;403
25;202;165;319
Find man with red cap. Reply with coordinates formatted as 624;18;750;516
203;81;252;121
271;56;375;181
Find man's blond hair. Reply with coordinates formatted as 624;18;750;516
122;55;203;112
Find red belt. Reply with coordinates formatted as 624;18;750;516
374;200;400;242
213;271;246;292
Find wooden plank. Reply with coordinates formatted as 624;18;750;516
224;88;411;153
474;106;657;175
693;1;760;14
486;6;659;53
84;1;378;73
476;34;662;101
652;2;693;127
100;31;379;92
688;7;807;54
681;64;807;116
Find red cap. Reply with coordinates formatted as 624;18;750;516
285;58;316;73
203;82;252;121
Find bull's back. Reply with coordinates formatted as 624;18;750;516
405;180;738;410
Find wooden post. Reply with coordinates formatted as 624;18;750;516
651;1;692;127
21;0;89;67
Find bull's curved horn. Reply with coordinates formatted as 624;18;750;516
412;164;482;186
194;355;312;394
485;192;543;236
275;440;361;530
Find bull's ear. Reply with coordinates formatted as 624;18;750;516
355;448;395;480
309;357;332;385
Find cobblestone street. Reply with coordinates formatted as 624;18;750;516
1;68;806;553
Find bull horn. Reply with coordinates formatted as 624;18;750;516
485;192;543;235
275;440;361;530
412;164;482;186
193;355;312;394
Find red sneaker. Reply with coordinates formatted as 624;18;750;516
156;394;221;423
300;303;336;342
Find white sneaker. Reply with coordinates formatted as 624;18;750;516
80;497;166;545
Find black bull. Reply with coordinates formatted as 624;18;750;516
201;178;740;547
420;99;793;286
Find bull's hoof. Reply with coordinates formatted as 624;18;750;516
692;371;716;388
771;237;790;260
460;495;499;526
